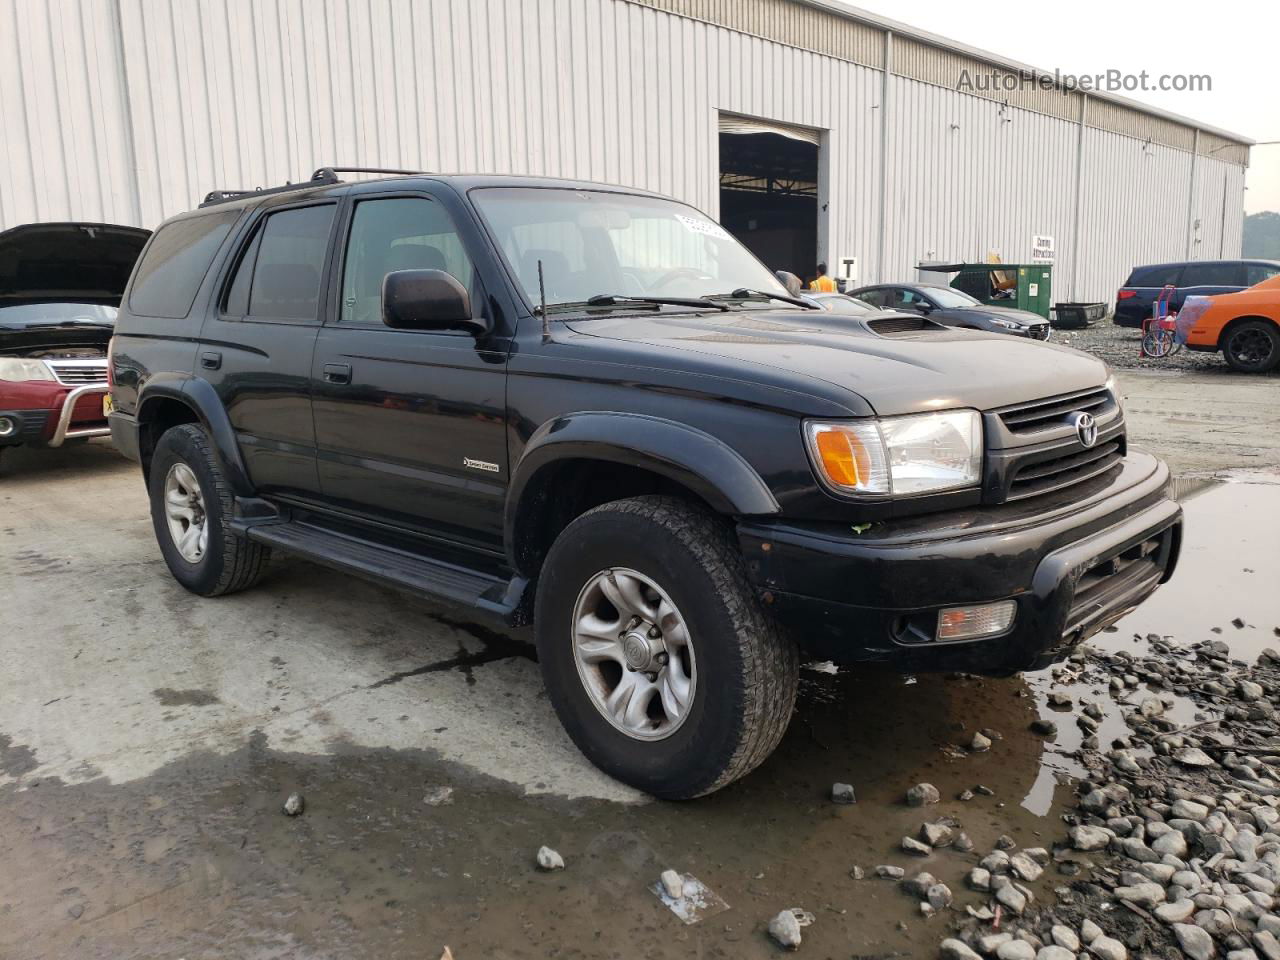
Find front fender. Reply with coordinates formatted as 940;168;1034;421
136;374;252;497
506;411;780;555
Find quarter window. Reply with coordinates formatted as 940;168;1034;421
1246;264;1280;286
340;197;474;325
129;210;239;318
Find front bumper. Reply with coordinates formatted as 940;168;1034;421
0;384;111;447
738;451;1181;674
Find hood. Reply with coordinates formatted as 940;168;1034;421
955;304;1048;325
0;221;150;305
0;302;116;354
564;309;1107;417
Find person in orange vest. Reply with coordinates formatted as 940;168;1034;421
809;262;837;292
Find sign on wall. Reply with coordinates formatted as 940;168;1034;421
1031;235;1056;263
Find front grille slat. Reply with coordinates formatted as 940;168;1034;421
998;386;1111;433
47;361;108;386
1006;441;1124;501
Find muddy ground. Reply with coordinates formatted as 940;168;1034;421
1;368;1278;959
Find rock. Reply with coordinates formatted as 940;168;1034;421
1116;836;1161;863
1023;847;1050;864
849;865;864;880
953;832;975;853
959;789;976;801
1254;931;1280;960
1173;923;1216;960
979;933;1013;954
1239;681;1264;701
901;871;937;897
1173;799;1211;820
1089;935;1127;960
980;850;1011;873
282;792;305;816
1070;825;1112;851
1152;830;1189;857
1081;919;1103;943
831;782;856;804
927;883;953;910
1037;949;1074;960
971;731;993;752
1009;854;1043;882
997;940;1036;960
1140;696;1165;718
1227;951;1259;960
996;834;1016;850
967;867;992;891
940;939;983;960
1048;691;1072;707
1114;882;1166;907
974;784;995;796
902;836;932;856
1175;747;1217;768
67;903;84;920
767;910;803;950
921;822;955;847
906;783;940;806
995;883;1027;914
1030;719;1058;737
659;869;685;899
535;846;565;871
875;865;905;879
1051;925;1080;951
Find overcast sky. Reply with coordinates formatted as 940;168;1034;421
847;0;1279;214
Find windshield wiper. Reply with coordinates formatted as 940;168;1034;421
711;288;819;309
579;293;729;312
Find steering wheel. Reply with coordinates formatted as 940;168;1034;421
649;268;713;293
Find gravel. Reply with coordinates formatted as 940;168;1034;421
1049;321;1248;374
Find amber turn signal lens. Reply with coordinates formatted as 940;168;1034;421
814;429;869;488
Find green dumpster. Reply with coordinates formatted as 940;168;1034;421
922;263;1053;319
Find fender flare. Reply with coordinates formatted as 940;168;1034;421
136;374;253;497
505;411;780;560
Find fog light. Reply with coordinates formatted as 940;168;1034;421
0;416;15;438
937;600;1017;641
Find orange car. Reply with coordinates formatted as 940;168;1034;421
1180;274;1280;373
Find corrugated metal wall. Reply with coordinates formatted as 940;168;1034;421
0;0;1249;304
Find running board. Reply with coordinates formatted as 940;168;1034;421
243;520;529;623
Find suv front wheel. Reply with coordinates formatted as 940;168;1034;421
148;423;270;596
534;496;798;798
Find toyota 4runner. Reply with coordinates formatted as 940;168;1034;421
109;168;1182;798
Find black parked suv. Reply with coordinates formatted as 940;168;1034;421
1114;259;1280;327
109;168;1182;798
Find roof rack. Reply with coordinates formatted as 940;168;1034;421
198;166;427;208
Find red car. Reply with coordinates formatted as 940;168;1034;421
0;222;149;467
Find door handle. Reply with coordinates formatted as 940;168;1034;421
323;362;352;384
200;351;222;370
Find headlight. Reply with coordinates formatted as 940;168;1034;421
1105;372;1122;411
990;318;1022;329
805;410;983;496
0;358;55;382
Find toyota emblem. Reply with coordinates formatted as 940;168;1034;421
1071;411;1098;448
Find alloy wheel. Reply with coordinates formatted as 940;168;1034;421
163;462;209;563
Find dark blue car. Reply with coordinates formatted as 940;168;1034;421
1114;259;1280;328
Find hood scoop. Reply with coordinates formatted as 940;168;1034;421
865;315;949;337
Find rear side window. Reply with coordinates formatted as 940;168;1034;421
855;289;887;307
128;211;239;317
1124;264;1181;287
223;205;335;321
1181;262;1244;287
1246;263;1280;285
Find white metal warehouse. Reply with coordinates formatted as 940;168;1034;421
0;0;1252;303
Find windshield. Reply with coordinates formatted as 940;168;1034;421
471;188;789;310
924;286;981;308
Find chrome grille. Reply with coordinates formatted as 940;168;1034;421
47;360;108;385
997;386;1111;434
1031;324;1051;341
1006;439;1124;501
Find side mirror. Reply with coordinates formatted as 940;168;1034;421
382;269;487;334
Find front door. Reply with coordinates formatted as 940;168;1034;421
311;190;510;552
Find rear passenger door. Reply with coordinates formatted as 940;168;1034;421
310;188;510;552
198;200;339;498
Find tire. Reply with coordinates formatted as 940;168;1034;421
534;495;798;799
148;423;270;596
1222;320;1280;373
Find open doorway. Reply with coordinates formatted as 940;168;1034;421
718;115;820;285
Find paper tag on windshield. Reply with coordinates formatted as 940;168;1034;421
676;214;731;240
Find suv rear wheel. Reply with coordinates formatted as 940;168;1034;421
1223;319;1280;373
149;423;270;596
534;496;798;798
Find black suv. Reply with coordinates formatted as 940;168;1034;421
109;168;1182;798
1114;259;1280;327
